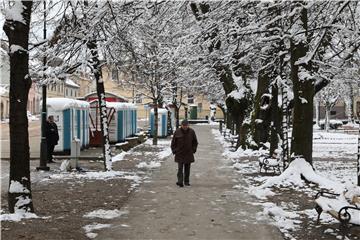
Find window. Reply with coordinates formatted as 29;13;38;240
187;95;194;104
66;89;68;96
70;89;72;96
112;68;118;82
135;94;142;104
198;103;202;112
330;111;336;115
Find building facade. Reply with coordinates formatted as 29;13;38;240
101;65;224;120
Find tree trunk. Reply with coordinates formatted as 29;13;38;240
153;100;158;145
347;84;354;123
324;103;330;132
270;84;281;155
219;105;226;124
290;4;314;164
224;111;230;129
175;105;180;129
87;41;112;171
251;69;271;149
315;97;320;127
3;1;34;213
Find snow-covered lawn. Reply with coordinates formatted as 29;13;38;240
211;128;359;239
313;131;357;159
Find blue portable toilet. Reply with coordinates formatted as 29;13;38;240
150;108;168;137
46;98;90;154
106;102;137;143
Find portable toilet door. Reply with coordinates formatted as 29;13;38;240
132;109;136;135
117;109;124;141
81;109;85;148
76;109;81;142
126;109;130;137
62;108;72;153
161;113;167;137
48;108;65;153
46;98;73;154
85;109;90;147
134;109;138;134
85;109;89;147
130;109;134;136
108;108;118;143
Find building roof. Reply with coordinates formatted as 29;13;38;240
65;79;80;88
82;91;129;102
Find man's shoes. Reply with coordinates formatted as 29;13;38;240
184;183;190;186
176;182;184;187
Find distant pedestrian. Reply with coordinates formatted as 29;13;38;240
171;119;198;187
46;115;59;163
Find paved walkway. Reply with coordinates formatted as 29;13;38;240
97;125;283;240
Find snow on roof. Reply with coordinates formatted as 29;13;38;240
150;108;168;114
106;102;137;110
46;98;90;111
65;79;80;88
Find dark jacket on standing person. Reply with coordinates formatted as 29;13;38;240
171;127;198;164
46;121;59;146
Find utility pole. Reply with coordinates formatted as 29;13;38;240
37;0;49;171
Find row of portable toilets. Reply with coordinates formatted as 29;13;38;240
46;98;138;154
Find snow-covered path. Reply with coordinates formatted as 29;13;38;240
96;125;283;239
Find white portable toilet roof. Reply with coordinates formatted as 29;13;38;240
107;102;137;110
46;98;90;111
150;108;168;114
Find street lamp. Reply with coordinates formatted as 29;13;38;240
37;0;49;171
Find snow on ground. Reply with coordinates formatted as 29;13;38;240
0;211;41;222
257;202;301;232
211;127;359;239
84;209;128;219
157;147;172;159
144;139;172;146
83;223;112;239
313;131;357;159
112;150;132;162
136;161;161;169
41;170;144;191
44;170;139;181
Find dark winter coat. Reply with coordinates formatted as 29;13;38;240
46;121;59;146
171;127;198;164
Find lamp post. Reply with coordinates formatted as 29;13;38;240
37;0;49;171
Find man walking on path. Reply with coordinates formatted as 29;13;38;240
171;119;198;187
45;115;59;163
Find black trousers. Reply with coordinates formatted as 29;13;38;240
47;143;55;162
177;162;191;184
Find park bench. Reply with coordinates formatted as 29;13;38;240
314;190;360;226
258;154;281;173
